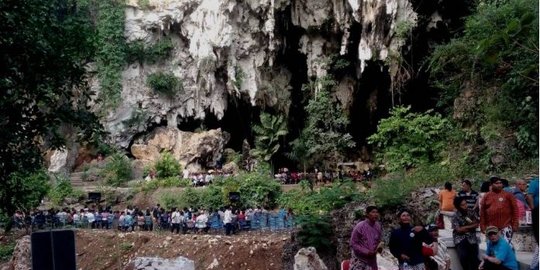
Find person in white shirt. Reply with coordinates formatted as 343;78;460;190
171;208;182;234
224;206;233;235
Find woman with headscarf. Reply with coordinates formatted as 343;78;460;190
389;209;434;270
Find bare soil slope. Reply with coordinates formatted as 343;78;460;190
75;229;293;270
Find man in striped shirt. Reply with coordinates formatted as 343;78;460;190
350;206;383;270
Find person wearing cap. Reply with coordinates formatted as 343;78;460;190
349;206;383;270
389;209;434;270
479;226;518;270
452;196;480;270
480;176;519;246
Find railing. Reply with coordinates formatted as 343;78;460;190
10;213;296;234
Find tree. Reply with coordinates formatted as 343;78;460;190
0;0;101;231
367;106;452;171
428;0;539;168
250;113;288;173
294;76;355;169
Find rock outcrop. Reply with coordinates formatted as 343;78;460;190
92;0;420;149
2;236;31;270
130;127;229;170
124;256;195;270
293;247;328;270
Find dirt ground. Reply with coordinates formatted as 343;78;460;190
74;229;293;270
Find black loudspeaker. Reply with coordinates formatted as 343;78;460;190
88;192;101;201
31;230;76;270
228;192;240;202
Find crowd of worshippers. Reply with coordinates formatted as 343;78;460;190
13;204;294;236
349;176;539;270
274;167;374;184
144;168;234;187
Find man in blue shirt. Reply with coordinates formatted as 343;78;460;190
479;226;518;270
527;177;539;270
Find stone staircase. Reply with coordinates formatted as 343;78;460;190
69;168;105;192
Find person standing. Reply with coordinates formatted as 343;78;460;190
390;209;434;270
526;176;538;270
451;197;480;270
457;179;479;212
350;206;383;270
223;206;233;235
480;176;519;246
510;179;530;222
439;182;456;229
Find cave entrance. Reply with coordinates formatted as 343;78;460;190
349;61;392;158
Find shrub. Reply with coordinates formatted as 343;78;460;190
369;176;412;208
146;38;174;63
102;153;132;187
238;173;282;209
154;152;181;178
48;176;74;205
139;177;191;193
295;215;334;252
278;180;363;215
0;242;15;262
147;72;182;97
159;192;184;210
368;106;453;172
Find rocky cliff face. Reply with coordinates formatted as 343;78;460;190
92;0;465;161
97;0;415;145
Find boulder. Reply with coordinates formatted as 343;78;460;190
124;256;195;270
2;235;31;270
131;127;229;170
47;149;69;174
293;247;327;270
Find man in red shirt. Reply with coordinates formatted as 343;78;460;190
480;176;519;247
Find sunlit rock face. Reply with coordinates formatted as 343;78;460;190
96;0;418;149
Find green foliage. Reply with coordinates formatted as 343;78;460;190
234;66;245;89
369;176;412;208
102;153;132;186
223;149;242;164
250;113;288;170
295;215;335;252
139;177;191;193
236;172;282;209
122;108;148;130
159;192;184;210
428;0;539;164
137;0;151;9
157;171;282;210
294;76;355;168
368;106;453;171
1;171;50;213
278;181;363;215
119;242;133;251
95;0;127;110
394;20;415;39
48;176;74;205
126;38;174;64
154;152;181;178
0;0;102;223
147;72;182;97
0;242;15;262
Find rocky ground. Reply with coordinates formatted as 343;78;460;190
2;229;296;270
